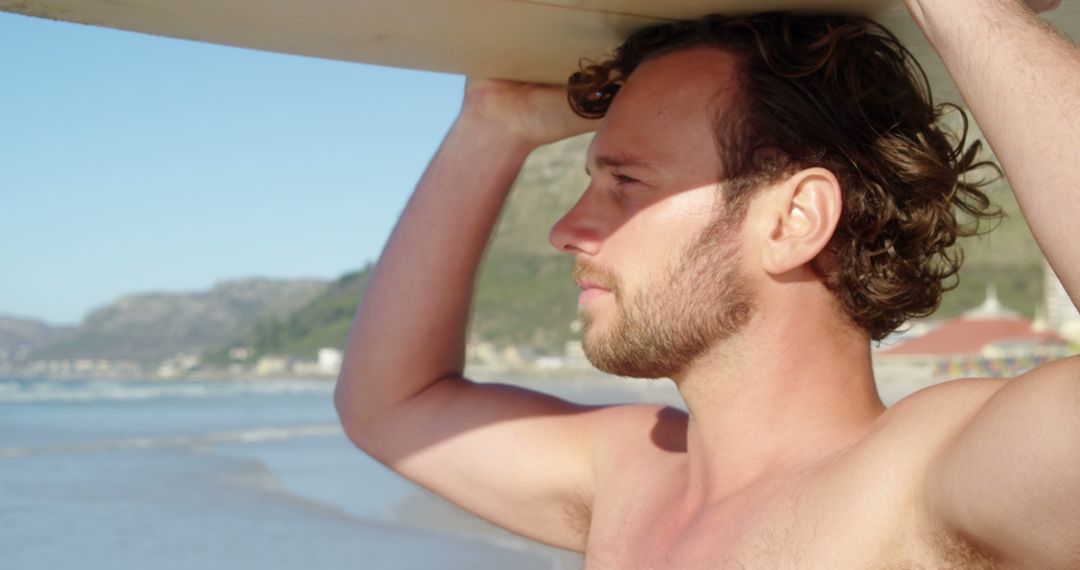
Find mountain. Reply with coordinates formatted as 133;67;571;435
32;278;327;363
225;133;1049;361
209;267;374;362
0;316;73;361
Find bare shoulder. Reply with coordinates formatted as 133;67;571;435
838;377;1008;485
870;362;1075;453
834;377;1012;497
855;368;1079;567
919;358;1080;569
589;402;689;499
591;402;689;460
873;377;1010;442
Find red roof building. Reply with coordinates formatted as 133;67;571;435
875;286;1071;379
878;318;1063;358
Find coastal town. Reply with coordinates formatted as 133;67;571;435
4;259;1077;390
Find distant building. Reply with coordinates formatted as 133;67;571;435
466;340;501;367
875;285;1071;381
317;348;343;375
254;355;290;376
501;345;532;369
1044;259;1080;343
464;341;536;372
157;352;201;378
291;348;344;377
533;356;565;370
228;346;254;361
18;358;143;379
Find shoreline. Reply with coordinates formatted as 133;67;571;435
0;369;952;407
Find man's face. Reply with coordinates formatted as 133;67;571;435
573;212;754;379
551;48;757;379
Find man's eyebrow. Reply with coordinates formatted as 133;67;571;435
585;153;658;174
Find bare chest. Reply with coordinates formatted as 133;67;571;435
582;477;997;570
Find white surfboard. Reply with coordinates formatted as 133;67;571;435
0;0;898;84
1;0;1076;105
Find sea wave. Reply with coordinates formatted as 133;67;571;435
0;378;334;403
0;424;343;459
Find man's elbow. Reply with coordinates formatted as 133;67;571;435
333;372;381;452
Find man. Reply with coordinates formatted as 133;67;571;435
335;0;1079;567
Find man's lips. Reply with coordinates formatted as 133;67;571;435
575;279;611;292
576;279;611;305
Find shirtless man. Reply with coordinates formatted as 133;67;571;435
334;0;1079;567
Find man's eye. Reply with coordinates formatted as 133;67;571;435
613;174;637;185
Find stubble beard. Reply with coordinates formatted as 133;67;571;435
578;215;755;379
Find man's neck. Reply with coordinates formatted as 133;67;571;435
671;304;886;504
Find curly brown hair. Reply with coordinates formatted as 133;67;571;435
568;12;1000;341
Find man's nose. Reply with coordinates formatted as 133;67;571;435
548;190;605;256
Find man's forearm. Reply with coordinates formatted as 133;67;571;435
334;115;536;425
904;0;1080;305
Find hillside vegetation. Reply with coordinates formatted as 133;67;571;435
34;278;327;363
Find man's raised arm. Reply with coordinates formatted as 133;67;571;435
333;80;617;550
906;2;1080;568
905;0;1080;302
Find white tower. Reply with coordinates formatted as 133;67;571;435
1044;259;1080;343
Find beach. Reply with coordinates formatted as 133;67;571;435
0;374;680;570
0;370;933;570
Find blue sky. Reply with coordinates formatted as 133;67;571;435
1;12;466;325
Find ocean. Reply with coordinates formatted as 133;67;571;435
0;374;683;570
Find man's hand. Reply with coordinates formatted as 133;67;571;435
1024;0;1061;12
460;78;598;147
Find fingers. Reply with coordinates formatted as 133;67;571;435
1025;0;1060;12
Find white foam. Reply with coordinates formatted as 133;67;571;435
0;424;343;459
0;378;334;404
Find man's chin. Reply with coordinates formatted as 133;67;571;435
585;355;669;380
582;337;669;380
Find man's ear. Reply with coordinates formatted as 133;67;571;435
758;168;842;275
